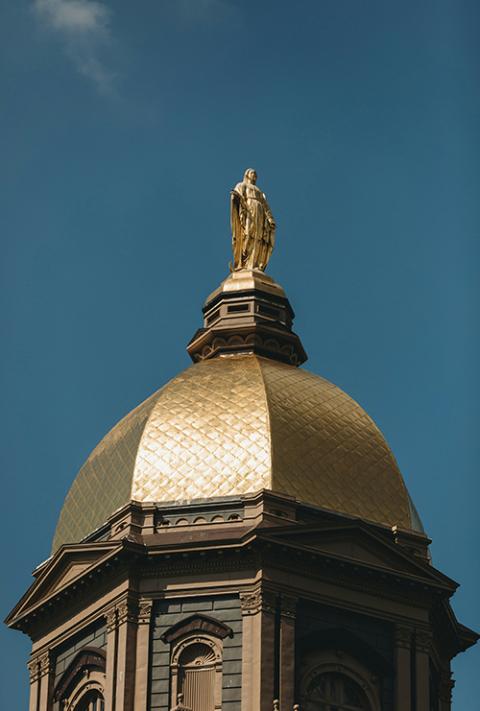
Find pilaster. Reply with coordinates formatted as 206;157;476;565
105;605;118;711
38;651;52;711
115;599;138;711
279;595;297;711
28;656;41;711
133;599;153;709
415;630;432;711
394;624;412;711
240;587;276;711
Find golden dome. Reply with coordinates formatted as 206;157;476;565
52;354;420;552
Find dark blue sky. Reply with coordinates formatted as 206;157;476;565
1;0;479;706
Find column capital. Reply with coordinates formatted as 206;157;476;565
138;599;153;625
116;599;137;626
105;598;139;630
27;657;40;684
415;629;433;654
105;604;118;632
240;587;276;615
38;650;51;678
279;595;297;620
28;650;51;683
394;624;413;649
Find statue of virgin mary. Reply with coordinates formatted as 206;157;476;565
230;169;276;272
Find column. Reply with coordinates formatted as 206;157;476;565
115;599;138;711
439;669;454;711
27;657;40;711
415;630;432;711
394;625;412;711
134;600;153;709
105;605;118;711
279;595;297;711
240;587;276;711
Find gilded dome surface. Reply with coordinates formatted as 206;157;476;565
52;355;419;551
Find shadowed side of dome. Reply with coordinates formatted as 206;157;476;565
259;359;413;529
51;357;273;552
51;390;161;552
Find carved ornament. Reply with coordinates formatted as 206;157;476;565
161;613;233;644
116;599;137;626
138;599;153;625
240;587;276;615
105;606;118;632
415;629;433;654
394;625;413;649
27;657;40;684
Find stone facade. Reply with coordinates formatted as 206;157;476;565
6;491;478;710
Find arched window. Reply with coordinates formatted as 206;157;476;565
303;671;370;710
299;651;380;711
162;614;232;711
74;689;105;711
170;637;222;711
53;647;106;711
178;642;217;711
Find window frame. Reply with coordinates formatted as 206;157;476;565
170;634;223;711
299;650;381;711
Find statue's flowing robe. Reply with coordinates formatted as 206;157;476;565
230;181;275;271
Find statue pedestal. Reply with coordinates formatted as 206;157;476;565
187;270;307;366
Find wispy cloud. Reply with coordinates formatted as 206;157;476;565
33;0;115;93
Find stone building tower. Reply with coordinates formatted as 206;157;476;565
6;256;477;709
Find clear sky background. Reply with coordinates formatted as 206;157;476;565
1;0;479;707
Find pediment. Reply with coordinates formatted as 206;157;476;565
259;523;454;589
6;541;121;626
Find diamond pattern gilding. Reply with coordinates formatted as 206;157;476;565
53;355;414;552
131;357;271;502
260;359;411;528
51;390;161;551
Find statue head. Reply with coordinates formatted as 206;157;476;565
244;168;257;185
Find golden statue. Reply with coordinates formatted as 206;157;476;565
230;168;276;271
